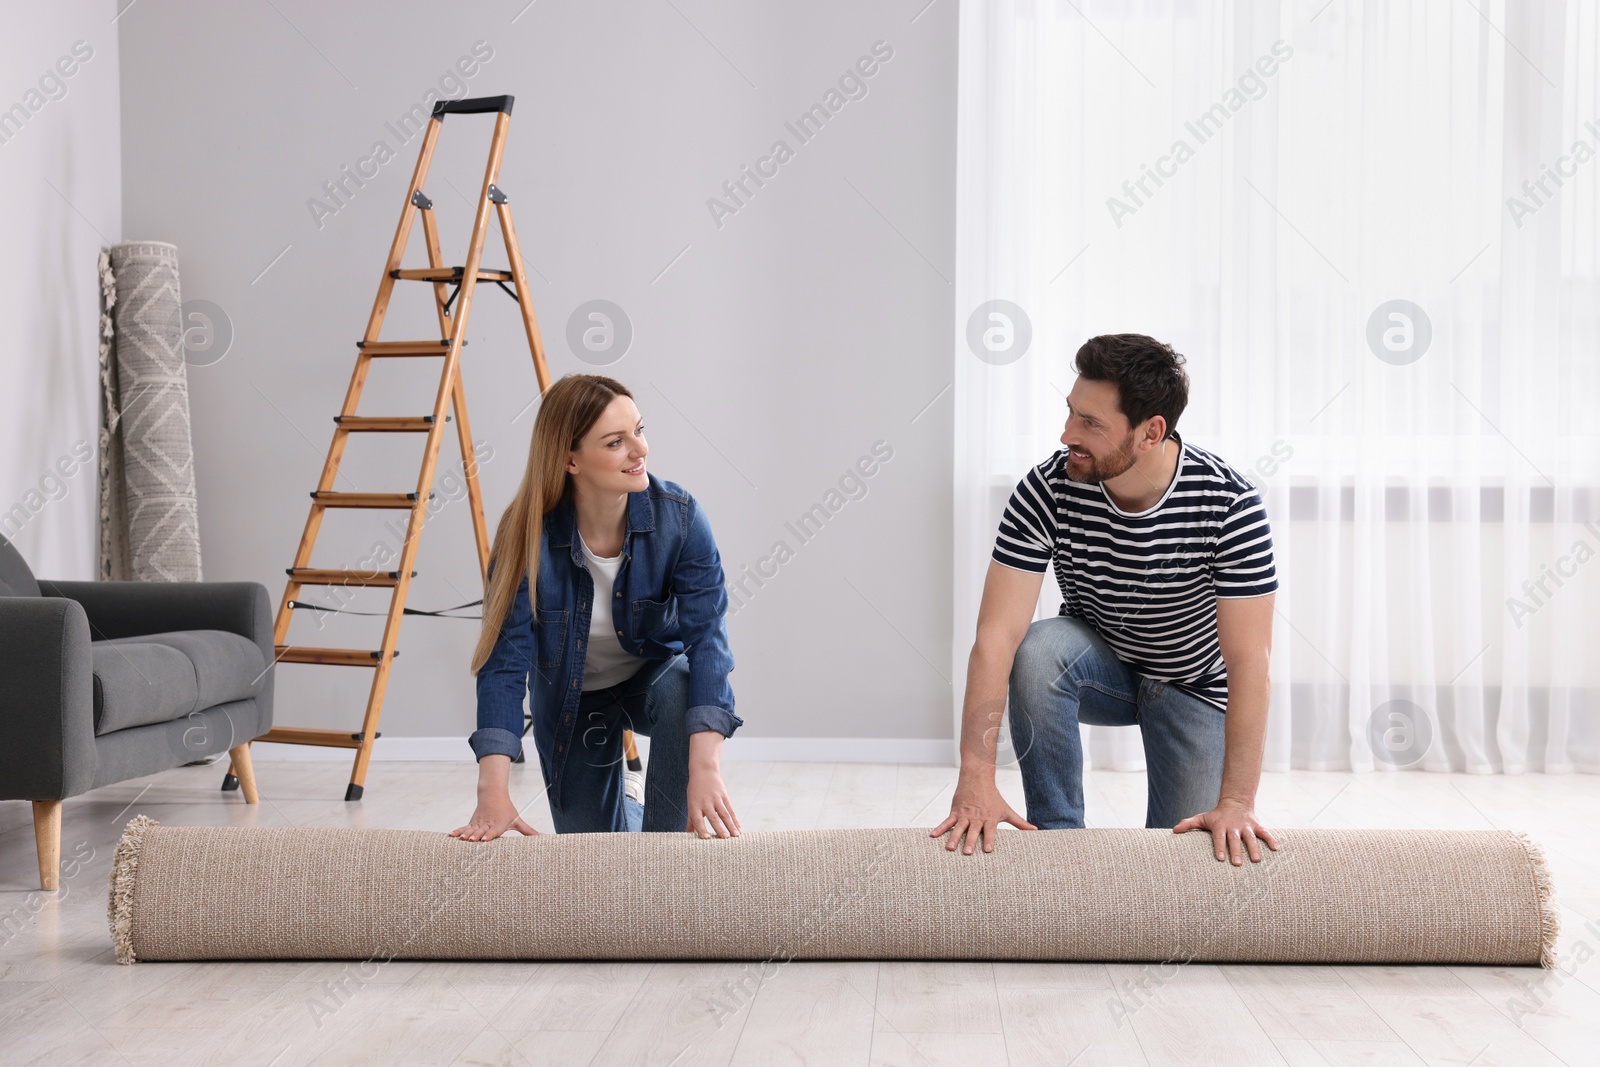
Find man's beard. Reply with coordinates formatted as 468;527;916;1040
1064;433;1137;484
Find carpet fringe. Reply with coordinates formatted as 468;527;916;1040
1515;831;1560;968
108;815;159;965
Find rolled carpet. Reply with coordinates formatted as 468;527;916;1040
105;241;203;582
108;816;1557;967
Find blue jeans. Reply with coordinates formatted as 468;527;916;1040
545;654;693;834
1008;615;1227;829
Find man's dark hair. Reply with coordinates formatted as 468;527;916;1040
1073;333;1189;441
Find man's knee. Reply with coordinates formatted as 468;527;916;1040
1011;616;1098;690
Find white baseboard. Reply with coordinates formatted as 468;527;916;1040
250;736;957;765
709;738;956;764
249;739;473;762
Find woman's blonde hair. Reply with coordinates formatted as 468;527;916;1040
470;374;634;674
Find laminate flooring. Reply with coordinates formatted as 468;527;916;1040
3;760;1596;1066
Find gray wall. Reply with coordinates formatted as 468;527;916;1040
116;1;956;749
1;2;121;579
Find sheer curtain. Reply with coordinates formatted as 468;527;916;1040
954;0;1599;775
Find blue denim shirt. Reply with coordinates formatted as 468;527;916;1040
470;474;741;797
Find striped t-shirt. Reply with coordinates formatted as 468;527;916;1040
991;431;1277;710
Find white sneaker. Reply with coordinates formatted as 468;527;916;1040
623;768;646;806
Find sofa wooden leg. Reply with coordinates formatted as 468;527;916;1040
32;800;61;892
228;743;259;804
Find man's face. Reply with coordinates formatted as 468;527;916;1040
1060;378;1138;484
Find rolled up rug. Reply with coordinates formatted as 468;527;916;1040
108;816;1557;967
103;241;202;582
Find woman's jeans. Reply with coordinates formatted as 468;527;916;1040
548;654;693;834
1008;615;1227;829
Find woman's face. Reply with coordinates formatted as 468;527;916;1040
567;394;648;495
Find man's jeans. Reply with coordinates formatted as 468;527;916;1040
1008;616;1227;829
547;654;693;834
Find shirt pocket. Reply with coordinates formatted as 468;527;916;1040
535;608;568;669
630;596;678;641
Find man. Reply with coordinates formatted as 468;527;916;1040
934;333;1280;865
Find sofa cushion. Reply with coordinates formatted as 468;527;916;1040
93;629;267;736
92;642;199;735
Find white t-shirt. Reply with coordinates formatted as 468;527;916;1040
578;533;646;691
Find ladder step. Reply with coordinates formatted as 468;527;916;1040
257;727;382;749
333;415;442;432
286;567;415;587
275;645;398;666
391;267;513;282
356;340;463;356
311;491;431;509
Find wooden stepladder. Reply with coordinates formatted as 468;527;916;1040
224;95;552;800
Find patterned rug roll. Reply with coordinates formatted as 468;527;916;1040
108;817;1557;967
103;242;202;582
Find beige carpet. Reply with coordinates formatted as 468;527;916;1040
109;816;1557;967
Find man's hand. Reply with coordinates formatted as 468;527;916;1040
932;775;1036;855
685;731;741;839
1173;799;1278;864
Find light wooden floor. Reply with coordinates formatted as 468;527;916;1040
2;759;1598;1066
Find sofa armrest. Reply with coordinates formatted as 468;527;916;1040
0;596;97;800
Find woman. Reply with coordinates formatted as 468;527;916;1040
450;374;742;840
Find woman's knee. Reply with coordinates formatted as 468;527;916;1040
645;657;692;727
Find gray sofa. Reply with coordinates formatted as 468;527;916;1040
0;534;274;890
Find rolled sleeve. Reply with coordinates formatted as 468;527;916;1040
468;726;523;761
685;703;744;738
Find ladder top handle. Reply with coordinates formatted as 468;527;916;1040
431;95;514;118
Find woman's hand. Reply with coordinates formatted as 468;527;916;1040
449;794;539;841
685;731;741;839
450;754;539;841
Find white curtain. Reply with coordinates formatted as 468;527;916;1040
955;0;1599;775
